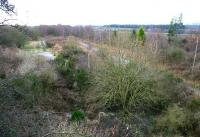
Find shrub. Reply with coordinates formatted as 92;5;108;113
91;59;167;114
187;98;200;112
55;45;89;90
30;28;40;40
39;68;57;85
71;110;85;122
76;68;89;90
154;104;199;136
136;27;145;45
166;46;186;62
130;29;136;41
0;26;28;48
46;42;54;48
11;72;55;106
156;71;183;98
14;25;40;40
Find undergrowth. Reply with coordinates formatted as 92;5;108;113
55;45;90;90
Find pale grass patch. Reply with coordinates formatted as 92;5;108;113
17;52;58;82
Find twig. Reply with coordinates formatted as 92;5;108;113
0;18;16;25
42;131;86;137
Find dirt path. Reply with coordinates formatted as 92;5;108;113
79;41;98;54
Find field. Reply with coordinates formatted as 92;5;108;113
1;25;200;137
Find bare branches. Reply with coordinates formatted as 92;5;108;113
0;0;15;14
0;18;16;25
0;0;16;25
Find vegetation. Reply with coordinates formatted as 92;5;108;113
136;27;145;46
168;14;185;43
0;26;28;48
1;12;200;136
92;59;162;113
55;45;89;90
14;25;40;40
166;46;186;62
130;29;136;41
71;110;85;122
154;104;200;136
0;0;15;14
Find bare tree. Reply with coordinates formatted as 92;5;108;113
0;0;15;25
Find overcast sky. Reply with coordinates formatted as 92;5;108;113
5;0;200;26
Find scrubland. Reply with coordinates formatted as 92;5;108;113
1;25;200;137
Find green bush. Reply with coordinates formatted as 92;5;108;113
156;72;183;102
10;72;55;109
76;68;89;89
0;26;28;48
166;46;186;62
71;110;85;122
187;98;200;112
55;45;89;90
154;104;199;136
12;72;54;96
136;27;145;45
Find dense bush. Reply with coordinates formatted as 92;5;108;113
155;71;183;102
46;41;54;48
166;46;186;62
14;25;40;40
55;45;89;90
154;104;200;136
13;72;54;94
187;98;200;112
0;26;28;48
71;110;85;122
136;27;145;46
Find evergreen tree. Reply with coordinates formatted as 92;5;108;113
168;14;185;42
136;27;145;46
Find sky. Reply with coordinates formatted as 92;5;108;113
2;0;200;26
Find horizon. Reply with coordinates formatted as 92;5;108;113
20;24;200;27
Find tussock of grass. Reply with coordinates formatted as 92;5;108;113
90;57;169;114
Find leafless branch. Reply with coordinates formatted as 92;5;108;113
0;0;15;14
0;18;16;25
